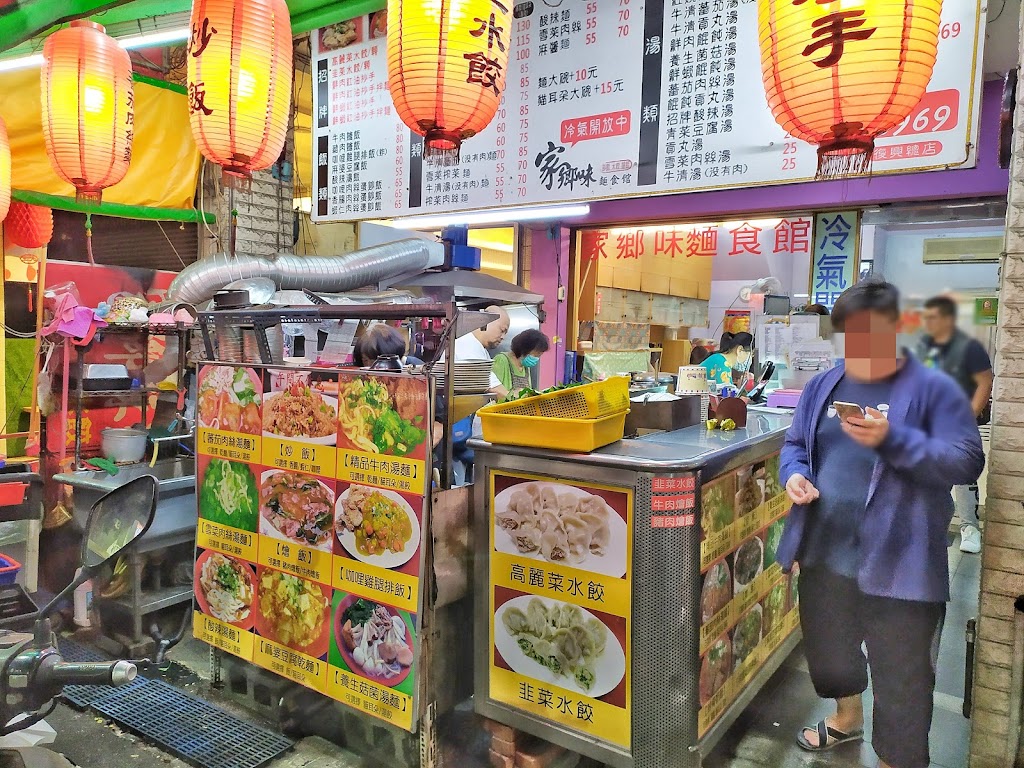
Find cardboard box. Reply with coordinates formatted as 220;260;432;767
660;338;694;372
624;395;705;435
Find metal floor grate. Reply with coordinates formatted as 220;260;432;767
92;678;293;768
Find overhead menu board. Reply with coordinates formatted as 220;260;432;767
311;0;983;221
193;363;432;731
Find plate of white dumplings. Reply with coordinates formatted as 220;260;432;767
493;482;627;578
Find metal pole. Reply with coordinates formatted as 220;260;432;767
228;186;237;259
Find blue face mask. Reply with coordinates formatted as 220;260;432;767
522;355;541;368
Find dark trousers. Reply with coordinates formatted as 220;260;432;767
799;567;945;768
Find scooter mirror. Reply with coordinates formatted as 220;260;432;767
82;476;158;570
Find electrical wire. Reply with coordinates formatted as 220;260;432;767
157;221;188;269
989;0;1008;24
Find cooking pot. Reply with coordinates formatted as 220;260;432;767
101;428;148;463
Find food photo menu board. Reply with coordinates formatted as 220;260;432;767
193;363;432;731
697;452;798;737
488;472;633;750
311;0;983;220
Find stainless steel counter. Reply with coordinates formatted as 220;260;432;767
472;414;797;768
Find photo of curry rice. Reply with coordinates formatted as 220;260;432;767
338;376;427;456
701;475;735;538
199;459;260;532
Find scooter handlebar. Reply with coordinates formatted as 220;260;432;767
38;659;137;688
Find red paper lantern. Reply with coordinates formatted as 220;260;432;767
0;117;9;223
186;0;293;186
5;202;53;249
758;0;942;177
387;0;513;162
41;21;134;203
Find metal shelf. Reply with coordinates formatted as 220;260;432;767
74;387;175;399
103;584;194;615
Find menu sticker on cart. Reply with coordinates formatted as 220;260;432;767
195;363;431;734
700;472;736;571
697;451;799;738
327;591;416;730
488;471;633;750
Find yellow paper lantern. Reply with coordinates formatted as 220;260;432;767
0;117;10;222
387;0;512;162
41;21;134;203
758;0;942;177
186;0;293;187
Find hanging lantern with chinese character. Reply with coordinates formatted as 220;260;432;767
0;117;10;223
758;0;942;178
387;0;512;162
5;202;53;249
41;21;134;203
186;0;293;187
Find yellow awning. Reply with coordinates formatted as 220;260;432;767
0;70;201;210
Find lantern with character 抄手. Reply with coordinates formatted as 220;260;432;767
758;0;943;177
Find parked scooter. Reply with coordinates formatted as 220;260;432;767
0;475;180;768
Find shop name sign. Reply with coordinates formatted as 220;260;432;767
579;218;814;262
310;0;983;220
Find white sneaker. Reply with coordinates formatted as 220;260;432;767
960;525;982;554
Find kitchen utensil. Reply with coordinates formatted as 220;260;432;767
101;428;148;463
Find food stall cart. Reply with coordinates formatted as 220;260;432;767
190;284;541;755
471;405;798;768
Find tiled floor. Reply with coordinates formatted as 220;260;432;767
704;541;980;768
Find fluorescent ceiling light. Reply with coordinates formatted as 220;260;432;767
392;204;590;229
0;27;188;72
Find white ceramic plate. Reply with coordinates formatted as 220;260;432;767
494;595;625;699
258;470;336;553
493;482;627;578
335;486;421;569
262;392;338;445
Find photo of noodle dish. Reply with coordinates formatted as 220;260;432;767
336;376;427;457
336;485;420;569
260;471;335;552
335;596;415;688
254;568;330;658
195;551;255;628
198;366;261;434
262;383;338;444
494;595;625;699
493;482;627;578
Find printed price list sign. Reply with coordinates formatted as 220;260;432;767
311;0;983;221
192;363;432;732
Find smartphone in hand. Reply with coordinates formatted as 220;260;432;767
833;401;865;423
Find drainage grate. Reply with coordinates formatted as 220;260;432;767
93;678;293;768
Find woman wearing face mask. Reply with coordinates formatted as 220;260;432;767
701;331;754;390
491;329;550;401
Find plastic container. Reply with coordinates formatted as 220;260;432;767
101;427;148;463
477;378;630;453
73;568;93;628
0;554;22;585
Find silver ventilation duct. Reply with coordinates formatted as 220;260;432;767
167;239;446;305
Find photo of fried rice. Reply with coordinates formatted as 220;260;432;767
263;382;338;443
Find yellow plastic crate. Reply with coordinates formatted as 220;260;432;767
477;377;630;452
485;377;630;419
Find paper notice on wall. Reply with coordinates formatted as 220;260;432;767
757;318;791;363
789;341;834;372
789;316;822;344
319;320;359;363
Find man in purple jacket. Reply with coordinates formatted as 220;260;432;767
778;280;985;768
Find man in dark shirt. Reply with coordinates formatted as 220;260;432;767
918;296;993;554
